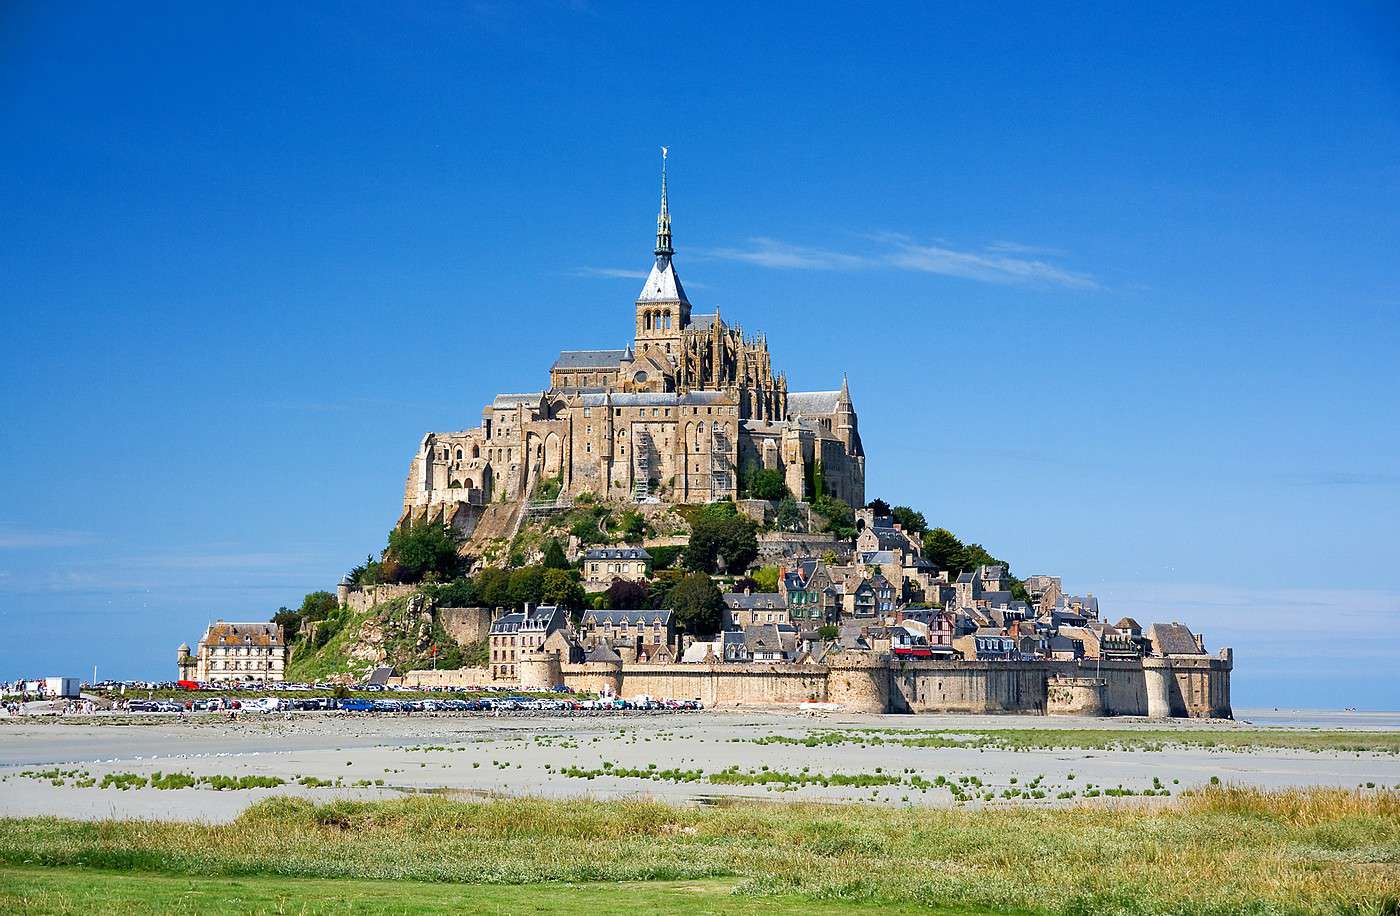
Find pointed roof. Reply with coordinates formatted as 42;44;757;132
637;256;689;303
637;148;690;304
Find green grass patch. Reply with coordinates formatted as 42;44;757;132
0;788;1395;913
749;726;1400;754
0;868;955;915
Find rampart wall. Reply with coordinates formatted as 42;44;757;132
558;651;1232;717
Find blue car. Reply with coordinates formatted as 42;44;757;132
337;698;373;712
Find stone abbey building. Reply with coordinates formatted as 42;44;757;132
401;163;865;533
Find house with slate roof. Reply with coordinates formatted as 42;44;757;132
581;546;652;590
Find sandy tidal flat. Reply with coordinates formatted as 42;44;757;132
2;709;1397;823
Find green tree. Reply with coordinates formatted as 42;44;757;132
774;496;802;532
817;624;839;641
476;567;512;609
891;505;927;535
866;498;891;517
271;607;301;642
541;539;571;570
955;543;1000;573
507;566;546;609
811;494;856;540
922;527;965;572
541;568;585;610
751;565;780;592
345;555;375;586
385;523;464;583
685;509;758;574
429;577;477;607
746;466;790;500
606;578;649;610
669;572;725;637
648;568;685;610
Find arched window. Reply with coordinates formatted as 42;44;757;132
663;312;671;329
455;448;463;460
644;312;652;331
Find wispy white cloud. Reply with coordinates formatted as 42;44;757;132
704;238;869;271
575;266;648;279
0;526;95;549
703;234;1098;289
985;240;1069;257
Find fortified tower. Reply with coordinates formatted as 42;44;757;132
825;651;891;713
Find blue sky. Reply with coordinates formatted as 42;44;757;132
2;2;1398;708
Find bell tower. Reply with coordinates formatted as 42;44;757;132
635;147;690;356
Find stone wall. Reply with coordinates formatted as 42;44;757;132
563;661;828;706
556;652;1231;717
396;667;491;689
337;583;417;613
438;607;496;647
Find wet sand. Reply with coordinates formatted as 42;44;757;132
1;709;1396;823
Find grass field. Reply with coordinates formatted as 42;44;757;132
749;726;1400;754
0;786;1397;914
0;869;968;915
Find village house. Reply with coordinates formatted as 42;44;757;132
721;624;798;662
179;621;288;684
488;604;567;683
579;608;674;660
953;626;1018;661
581;547;652;590
723;590;788;628
779;560;838;625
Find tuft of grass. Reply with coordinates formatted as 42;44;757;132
0;788;1396;913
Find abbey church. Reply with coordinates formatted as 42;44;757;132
401;161;865;534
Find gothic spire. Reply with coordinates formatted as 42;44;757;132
655;146;673;257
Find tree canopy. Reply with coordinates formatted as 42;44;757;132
384;523;465;583
540;568;586;610
605;578;650;610
744;465;790;501
541;538;571;570
669;572;725;637
891;505;928;535
684;503;759;573
774;496;802;532
811;494;856;540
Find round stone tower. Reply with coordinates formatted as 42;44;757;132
518;647;563;692
1046;676;1106;717
1142;658;1176;718
824;651;891;714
